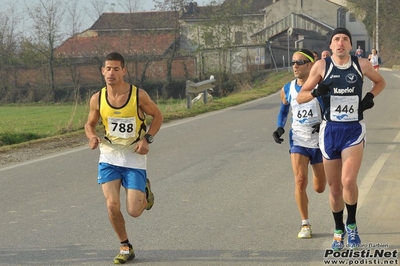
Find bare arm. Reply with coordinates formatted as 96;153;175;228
359;58;386;97
84;92;101;150
280;86;288;105
297;60;325;103
133;89;164;154
138;89;163;136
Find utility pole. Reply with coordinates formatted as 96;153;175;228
287;27;293;71
376;0;379;52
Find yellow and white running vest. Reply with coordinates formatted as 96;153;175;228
98;85;147;169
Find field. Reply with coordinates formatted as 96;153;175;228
0;71;294;147
0;104;89;145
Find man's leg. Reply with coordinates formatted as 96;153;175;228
341;143;364;249
324;158;346;250
125;188;147;217
123;168;151;215
341;143;363;207
290;153;312;238
102;180;137;264
291;153;310;221
311;162;326;193
102;179;128;241
324;158;344;213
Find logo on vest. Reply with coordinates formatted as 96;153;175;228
330;74;341;79
333;87;355;94
345;73;357;83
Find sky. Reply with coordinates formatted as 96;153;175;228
83;0;211;30
143;0;210;11
2;0;211;39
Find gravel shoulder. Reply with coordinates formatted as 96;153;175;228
0;133;88;167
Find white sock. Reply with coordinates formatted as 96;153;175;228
302;219;310;226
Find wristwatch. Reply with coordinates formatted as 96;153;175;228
144;133;154;144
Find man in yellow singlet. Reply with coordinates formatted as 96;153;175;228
85;52;163;264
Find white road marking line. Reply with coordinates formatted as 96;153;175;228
357;153;390;209
0;146;87;171
392;131;400;143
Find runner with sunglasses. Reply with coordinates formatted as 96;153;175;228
272;48;326;239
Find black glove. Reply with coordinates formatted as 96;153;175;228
311;123;320;134
272;127;285;144
311;82;333;97
360;92;374;113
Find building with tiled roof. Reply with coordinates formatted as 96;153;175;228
56;33;177;58
90;11;179;32
24;0;372;95
56;11;182;58
53;10;196;86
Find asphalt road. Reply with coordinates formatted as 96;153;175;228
1;70;399;266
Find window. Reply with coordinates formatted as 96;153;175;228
349;13;356;22
204;32;213;46
235;32;243;45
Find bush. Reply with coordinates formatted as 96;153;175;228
0;132;43;146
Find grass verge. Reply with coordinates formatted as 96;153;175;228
0;70;293;149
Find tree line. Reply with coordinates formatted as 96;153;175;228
0;0;256;103
1;0;398;103
347;0;400;65
0;0;155;103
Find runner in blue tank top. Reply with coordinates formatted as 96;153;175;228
296;28;386;251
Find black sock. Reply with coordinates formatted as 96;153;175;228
332;210;345;231
346;203;357;225
121;239;132;249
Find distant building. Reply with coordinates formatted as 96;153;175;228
49;0;372;82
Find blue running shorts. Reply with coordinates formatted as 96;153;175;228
290;145;323;165
98;162;147;192
319;121;366;160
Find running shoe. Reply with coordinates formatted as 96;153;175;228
346;223;361;249
331;229;346;251
113;245;135;264
297;224;312;238
145;178;154;210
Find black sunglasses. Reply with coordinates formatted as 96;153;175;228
291;60;310;66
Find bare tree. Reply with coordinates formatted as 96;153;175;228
0;3;22;102
153;0;182;85
87;0;107;21
117;0;153;86
188;0;258;90
25;0;66;102
346;0;400;64
64;0;85;106
119;0;143;12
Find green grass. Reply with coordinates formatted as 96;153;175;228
0;70;293;147
0;104;89;145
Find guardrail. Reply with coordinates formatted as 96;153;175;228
185;76;216;109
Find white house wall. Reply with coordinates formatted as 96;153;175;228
342;12;373;56
201;46;269;75
264;0;340;27
180;0;372;76
264;0;371;55
180;15;265;51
